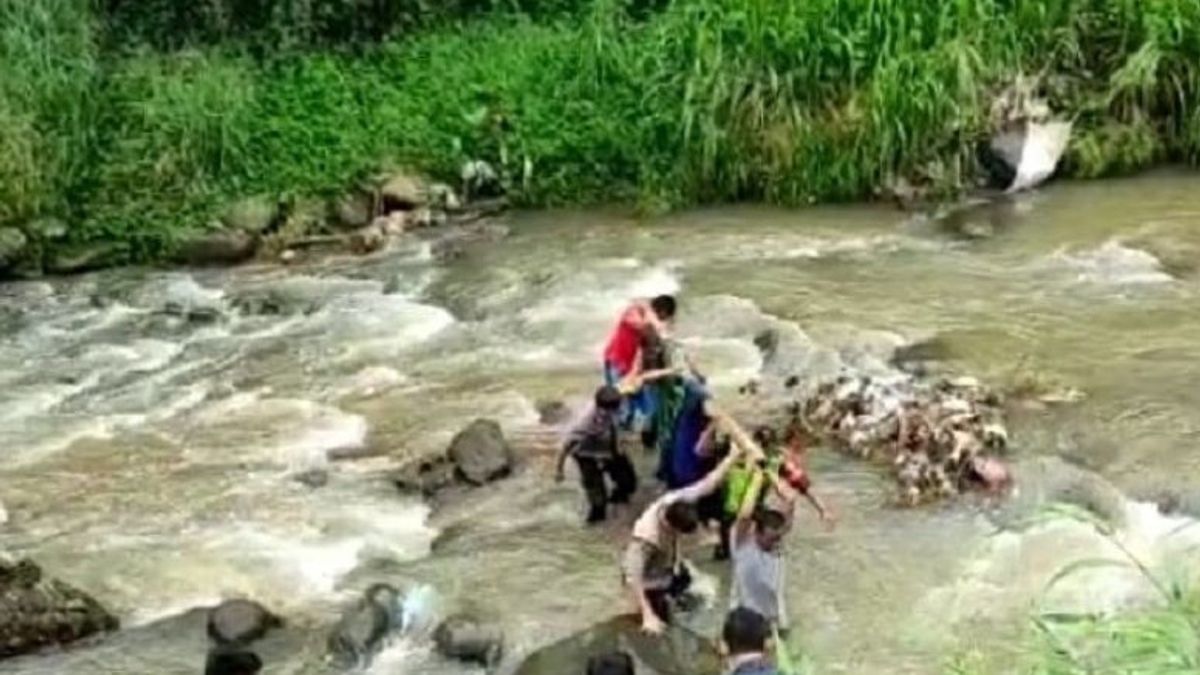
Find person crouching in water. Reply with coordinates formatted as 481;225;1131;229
556;385;637;524
623;430;744;635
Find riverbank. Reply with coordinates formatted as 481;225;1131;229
3;0;1200;275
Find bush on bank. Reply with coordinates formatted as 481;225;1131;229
2;0;1200;267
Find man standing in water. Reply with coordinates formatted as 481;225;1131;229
622;421;744;635
603;295;678;434
555;385;638;524
721;608;779;675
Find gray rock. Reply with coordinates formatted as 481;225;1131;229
207;599;282;647
447;419;515;486
45;242;120;275
515;616;720;675
380;173;424;211
222;196;278;235
0;227;29;272
331;192;375;231
393;457;457;498
177;230;258;267
433;615;503;667
326;584;400;669
0;556;119;659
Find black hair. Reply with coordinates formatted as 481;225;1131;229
752;426;777;449
595;385;623;411
650;295;677;321
587;651;635;675
664;501;699;534
722;607;770;656
753;508;787;534
205;650;263;675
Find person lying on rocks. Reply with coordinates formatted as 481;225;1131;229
623;428;744;635
721;607;780;675
603;295;678;432
556;385;638;524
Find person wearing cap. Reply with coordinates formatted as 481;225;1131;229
556;385;638;524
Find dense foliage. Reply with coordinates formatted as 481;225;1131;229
3;0;1200;262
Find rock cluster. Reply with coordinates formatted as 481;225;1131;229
0;556;118;659
800;374;1009;504
393;418;517;498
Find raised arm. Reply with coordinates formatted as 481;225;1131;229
674;444;743;502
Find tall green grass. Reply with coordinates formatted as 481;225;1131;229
3;0;1200;264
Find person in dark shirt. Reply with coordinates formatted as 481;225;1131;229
556;385;637;523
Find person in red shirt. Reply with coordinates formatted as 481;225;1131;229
603;295;677;430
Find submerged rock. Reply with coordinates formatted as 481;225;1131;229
536;399;573;426
392;457;457;498
433;614;504;667
514;616;721;675
447;419;516;486
0;556;119;659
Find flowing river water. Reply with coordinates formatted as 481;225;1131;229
2;172;1200;674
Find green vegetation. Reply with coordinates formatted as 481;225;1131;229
948;505;1200;674
3;0;1200;268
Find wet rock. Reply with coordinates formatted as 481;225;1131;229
177;229;258;267
1154;489;1200;518
536;400;572;426
433;614;504;667
0;555;119;659
222;196;279;235
461;160;502;200
331;192;375;231
326;584;400;669
207;599;282;647
0;227;28;273
293;468;329;489
447;419;515;486
514;616;721;675
348;223;387;255
429;222;510;263
994;457;1126;529
380;173;425;211
427;183;461;211
45;241;121;275
393;457;457;498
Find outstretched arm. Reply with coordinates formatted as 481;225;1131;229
675;444;743;502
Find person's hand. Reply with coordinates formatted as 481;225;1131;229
641;613;666;636
819;509;837;531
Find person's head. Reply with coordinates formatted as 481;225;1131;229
722;607;770;658
587;651;635;675
752;426;777;450
205;650;263;675
663;500;700;535
650;295;677;322
752;508;787;551
595;385;623;412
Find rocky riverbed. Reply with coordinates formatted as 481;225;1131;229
2;174;1200;674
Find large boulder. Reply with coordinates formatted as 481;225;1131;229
0;556;119;658
514;616;721;675
330;192;375;231
433;614;504;667
0;227;30;276
177;229;258;267
222;196;279;235
207;599;282;647
326;584;400;669
380;173;425;211
447;419;515;486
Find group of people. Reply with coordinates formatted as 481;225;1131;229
556;295;837;674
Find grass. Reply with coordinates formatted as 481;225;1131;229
946;504;1200;675
3;0;1200;266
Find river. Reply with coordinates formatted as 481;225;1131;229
1;172;1199;674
